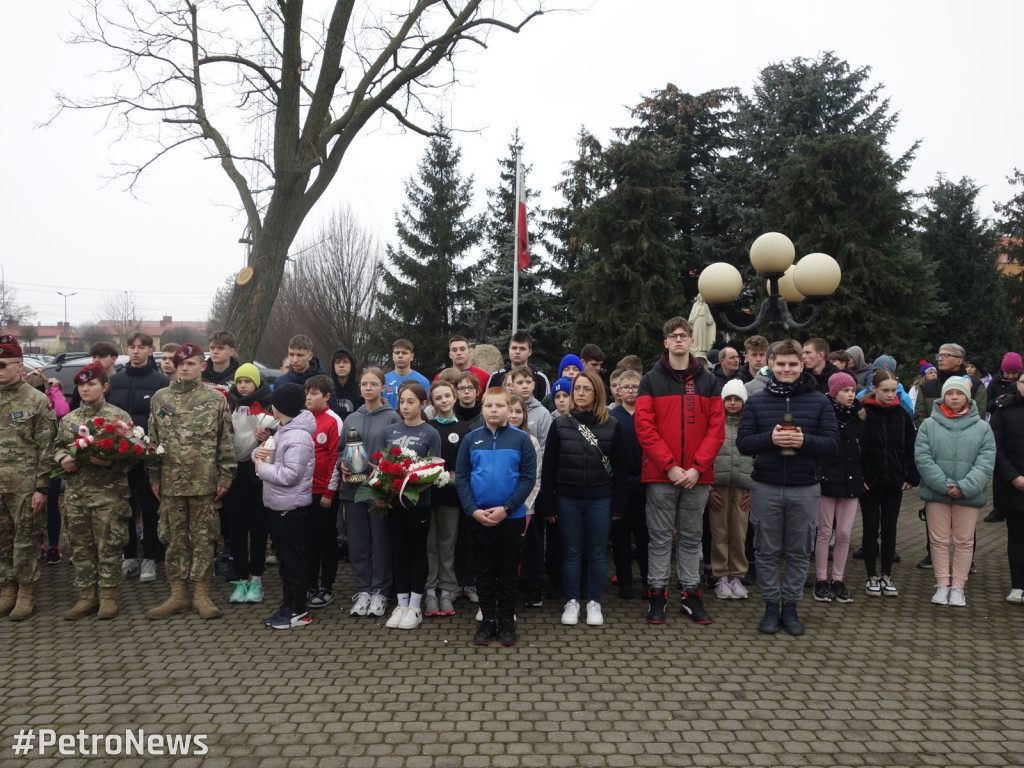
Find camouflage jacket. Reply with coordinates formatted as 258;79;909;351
54;400;132;508
147;380;237;496
0;379;57;493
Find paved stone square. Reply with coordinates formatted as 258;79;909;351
2;495;1023;767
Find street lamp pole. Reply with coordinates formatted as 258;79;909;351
698;233;842;343
57;291;77;353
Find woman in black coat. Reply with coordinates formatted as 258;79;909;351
989;380;1024;604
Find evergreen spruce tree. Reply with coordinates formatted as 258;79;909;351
996;169;1024;350
919;175;1015;364
376;124;481;375
470;130;566;372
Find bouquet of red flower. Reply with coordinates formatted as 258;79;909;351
51;415;161;479
353;445;449;514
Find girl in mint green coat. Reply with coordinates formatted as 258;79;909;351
915;376;995;607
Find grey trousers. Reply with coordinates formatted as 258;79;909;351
346;500;393;594
646;483;710;591
749;480;820;604
425;504;460;592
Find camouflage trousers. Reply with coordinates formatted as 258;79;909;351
65;502;131;590
158;494;220;582
0;492;43;587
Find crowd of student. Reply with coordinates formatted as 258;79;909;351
1;320;1021;645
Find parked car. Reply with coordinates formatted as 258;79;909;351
41;353;92;396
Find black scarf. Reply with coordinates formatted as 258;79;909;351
764;377;802;397
830;397;858;421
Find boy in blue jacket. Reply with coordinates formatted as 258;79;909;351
456;387;536;647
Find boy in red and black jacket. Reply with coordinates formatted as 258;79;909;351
304;375;343;609
635;316;725;626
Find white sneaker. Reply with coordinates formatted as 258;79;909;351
948;586;966;607
728;578;749;599
385;605;408;628
465;586;479;604
586;600;603;626
367;592;387;617
561;599;580;625
398;606;423;630
350;592;371;616
139;559;157;582
1006;588;1024;605
879;575;899;597
714;577;733;600
931;584;950;605
865;577;881;596
121;558;140;580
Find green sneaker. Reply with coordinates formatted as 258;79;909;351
229;581;248;603
245;580;264;603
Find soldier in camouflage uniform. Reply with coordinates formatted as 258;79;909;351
54;362;133;620
0;334;57;621
146;343;236;619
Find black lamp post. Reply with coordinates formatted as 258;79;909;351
697;232;842;342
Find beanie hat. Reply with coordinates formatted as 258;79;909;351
871;355;898;373
919;359;936;377
721;379;748;403
552;377;573;397
73;361;106;386
939;342;966;360
172;342;204;366
967;356;987;377
234;363;261;388
828;371;857;399
707;349;720;366
558;354;584;378
941;375;972;400
1002;352;1023;374
271;383;305;418
0;334;23;358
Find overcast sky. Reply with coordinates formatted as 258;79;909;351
4;0;1022;329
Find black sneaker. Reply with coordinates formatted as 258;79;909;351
646;589;667;624
984;509;1005;523
680;590;712;624
969;561;977;575
525;589;543;608
852;547;864;560
263;605;289;627
831;581;854;603
473;620;497;646
758;602;780;634
741;563;757;586
781;602;805;636
703;566;715;588
617;582;634;600
45;546;62;564
916;555;932;569
893;552;901;563
813;580;832;602
309;589;334;609
497;619;518;646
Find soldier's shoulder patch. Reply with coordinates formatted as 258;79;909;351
12;411;24;420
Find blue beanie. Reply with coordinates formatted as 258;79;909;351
552;377;573;396
558;354;584;378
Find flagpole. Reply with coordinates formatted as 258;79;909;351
512;145;523;335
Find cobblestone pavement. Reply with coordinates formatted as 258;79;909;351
2;495;1023;768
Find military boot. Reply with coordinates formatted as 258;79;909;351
97;587;119;620
0;583;17;617
192;579;222;620
63;588;99;621
146;580;190;620
8;583;36;621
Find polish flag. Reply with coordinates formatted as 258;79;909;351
516;158;530;270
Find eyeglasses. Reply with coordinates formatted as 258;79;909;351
619;385;638;392
936;353;960;360
667;333;691;341
457;386;476;392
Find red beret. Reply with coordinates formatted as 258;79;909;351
172;343;205;366
0;334;23;358
74;362;107;386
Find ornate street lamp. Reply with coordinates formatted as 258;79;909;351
697;232;841;342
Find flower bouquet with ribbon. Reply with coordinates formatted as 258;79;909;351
51;416;161;479
353;445;449;514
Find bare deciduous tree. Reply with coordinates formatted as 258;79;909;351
54;0;548;361
253;205;382;367
0;283;34;332
100;291;141;351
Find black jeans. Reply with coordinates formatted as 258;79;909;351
522;514;545;591
454;509;478;588
387;505;431;596
610;483;649;588
861;485;902;577
471;515;525;622
308;494;340;591
1006;510;1024;589
271;504;311;613
222;461;270;580
123;463;164;561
